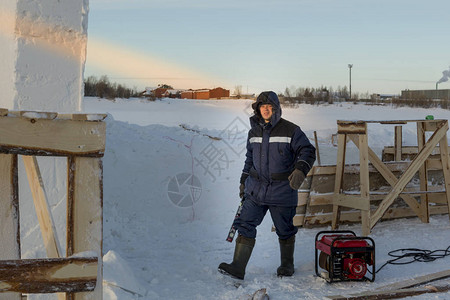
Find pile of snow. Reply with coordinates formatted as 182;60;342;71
23;97;450;299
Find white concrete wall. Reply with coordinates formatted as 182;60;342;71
0;0;89;112
0;1;19;109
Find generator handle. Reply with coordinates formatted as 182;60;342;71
315;230;356;242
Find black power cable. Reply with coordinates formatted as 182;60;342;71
371;244;450;274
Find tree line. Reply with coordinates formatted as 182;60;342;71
277;85;450;109
84;75;140;99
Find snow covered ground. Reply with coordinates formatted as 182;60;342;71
27;97;450;299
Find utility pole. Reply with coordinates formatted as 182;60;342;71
348;64;353;100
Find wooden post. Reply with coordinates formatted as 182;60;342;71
314;131;321;166
359;133;370;236
394;125;402;161
0;154;20;300
417;122;429;222
438;133;450;219
68;157;103;299
331;134;347;229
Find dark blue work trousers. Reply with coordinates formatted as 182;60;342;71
234;198;298;240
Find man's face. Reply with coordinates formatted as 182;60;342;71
260;104;273;122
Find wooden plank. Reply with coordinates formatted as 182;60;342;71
373;269;450;291
334;194;369;211
304;205;449;226
359;134;371;235
417;121;429;223
0;108;9;117
0;116;106;157
423;120;439;132
328;269;450;300
394;126;402;161
314;131;321;166
22;156;62;258
337;122;367;134
69;157;103;299
297;192;309;206
383;146;442;155
438;133;450;218
332;134;346;229
370;122;449;229
327;282;450;300
0;154;21;300
310;161;431;176
0;257;97;293
57;113;108;121
20;111;58;120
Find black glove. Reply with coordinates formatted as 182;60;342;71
239;183;245;199
239;173;249;199
288;169;305;190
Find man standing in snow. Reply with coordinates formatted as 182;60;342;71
219;91;316;280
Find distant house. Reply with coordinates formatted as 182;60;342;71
181;90;194;99
180;87;230;99
194;89;210;99
153;87;169;98
209;87;230;99
162;89;182;98
149;86;230;99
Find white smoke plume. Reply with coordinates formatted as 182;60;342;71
437;66;450;84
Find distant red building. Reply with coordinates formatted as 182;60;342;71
153;88;168;98
194;90;210;99
209;87;230;99
181;90;194;99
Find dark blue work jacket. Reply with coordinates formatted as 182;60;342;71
242;92;316;206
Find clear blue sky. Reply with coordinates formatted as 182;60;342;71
85;0;450;95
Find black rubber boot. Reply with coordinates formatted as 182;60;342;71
277;235;295;277
218;235;255;280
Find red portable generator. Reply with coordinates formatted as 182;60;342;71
315;230;375;282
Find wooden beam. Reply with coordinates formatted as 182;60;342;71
314;131;321;166
438;133;450;219
370;121;449;228
68;157;103;299
334;194;369;211
332;134;346;229
327;282;450;300
417;121;429;223
57;113;108;121
22;156;62;258
394;126;402;161
0;257;97;294
373;269;450;291
358;134;370;235
0;154;21;300
327;269;450;300
302;205;448;227
0;116;105;157
337;122;367;134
